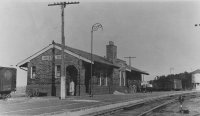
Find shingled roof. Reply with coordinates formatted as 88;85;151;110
191;69;200;74
54;43;118;67
17;42;149;75
55;43;149;75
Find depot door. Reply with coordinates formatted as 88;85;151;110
66;65;78;96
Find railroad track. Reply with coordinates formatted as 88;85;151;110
85;92;200;116
136;93;200;116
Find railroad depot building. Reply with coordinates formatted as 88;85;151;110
18;41;149;96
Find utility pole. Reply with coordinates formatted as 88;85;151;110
124;56;136;67
51;41;56;96
48;1;79;99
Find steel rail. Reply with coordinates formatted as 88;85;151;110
85;95;177;116
137;93;200;116
85;92;199;116
137;99;177;116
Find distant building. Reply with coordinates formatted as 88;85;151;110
17;41;149;96
191;69;200;90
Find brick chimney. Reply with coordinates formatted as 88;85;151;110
106;41;117;62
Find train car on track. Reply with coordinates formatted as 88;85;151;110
153;78;182;91
0;67;17;99
173;79;182;90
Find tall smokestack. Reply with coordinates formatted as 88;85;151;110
106;41;117;63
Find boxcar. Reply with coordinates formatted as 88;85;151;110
152;79;182;91
0;67;16;99
173;79;182;90
162;79;182;91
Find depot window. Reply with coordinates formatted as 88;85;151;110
119;71;122;86
123;71;126;86
105;74;108;86
99;73;102;86
31;66;36;79
119;71;126;86
55;65;61;78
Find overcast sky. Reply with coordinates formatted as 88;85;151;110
1;0;200;87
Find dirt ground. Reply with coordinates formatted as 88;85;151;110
152;97;200;116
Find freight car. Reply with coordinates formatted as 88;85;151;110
173;79;182;90
152;79;182;91
0;67;16;99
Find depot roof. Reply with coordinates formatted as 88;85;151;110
17;42;149;75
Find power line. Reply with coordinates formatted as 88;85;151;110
48;2;79;7
124;56;136;66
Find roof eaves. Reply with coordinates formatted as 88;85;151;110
191;69;200;74
54;45;93;64
16;44;53;67
129;66;149;75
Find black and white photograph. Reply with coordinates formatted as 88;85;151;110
0;0;200;115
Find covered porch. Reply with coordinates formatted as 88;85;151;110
126;67;149;93
83;61;118;95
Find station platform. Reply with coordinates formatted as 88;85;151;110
0;91;197;116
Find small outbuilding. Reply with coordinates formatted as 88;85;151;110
191;69;200;90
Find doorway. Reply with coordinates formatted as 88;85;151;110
66;65;78;96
